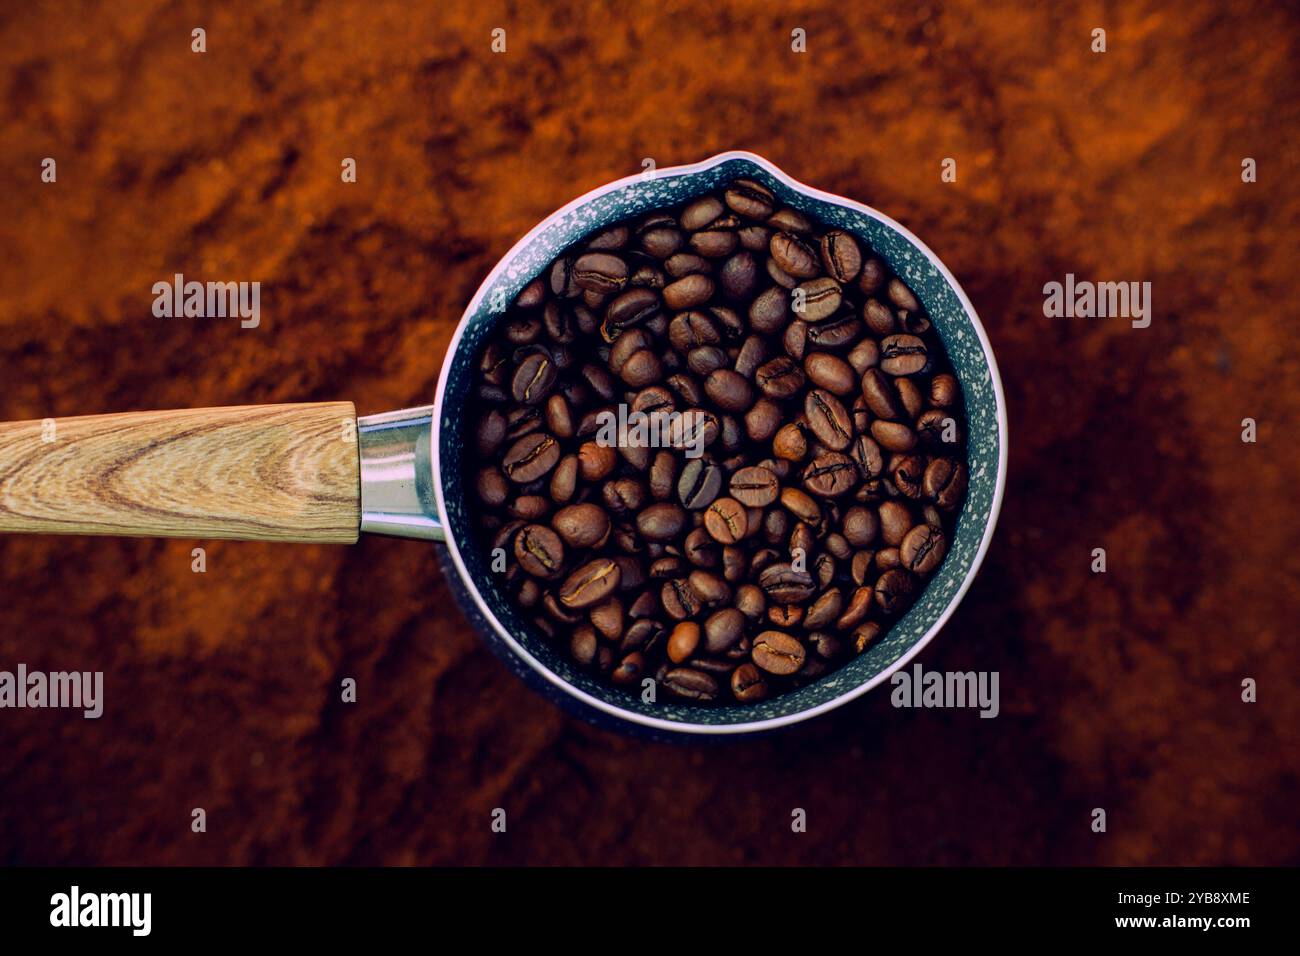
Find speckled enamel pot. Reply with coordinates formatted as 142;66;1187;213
432;151;1007;738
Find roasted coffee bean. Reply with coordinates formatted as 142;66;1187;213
516;278;546;309
899;309;931;335
502;433;561;482
770;232;820;278
738;224;770;250
773;423;809;461
836;586;874;631
916;408;953;446
689;658;736;678
589;597;625;641
637;503;688;542
603;287;662;341
619;349;662;387
666;253;711;280
622;618;664;654
875;547;902;571
842;506;879;547
804;588;844;629
752;631;807;675
687;345;729;376
857;256;886;294
860;367;906;420
509;495;550;521
663;667;719;700
789;523;815;561
729;465;780;507
892;454;927;499
578;441;618;481
862;298;896;336
895;377;925;420
794;277;843;322
572;252;629;294
887;278;921;311
730;662;768;702
586;225;630;251
689;570;731;607
724;179;775;219
879;334;928;375
559;559;622;609
744;399;781;442
923;458;968;510
550;256;579;298
900;523;946;575
611;652;645;685
685;527;720;567
678;459;723;509
806;315;861;349
703;608;746;654
780;487;821;525
663;274;715;310
767;258;799;288
690;229;738;258
735;584;766;620
608;328;651;370
543;394;574;440
681;196;725;231
769;207;814;234
758;562;816;603
813;553;836;589
476;410;507;455
763;507;790;545
648;451;677;500
805;388;853;451
850;551;874;586
874;568;916;615
847;338;879;374
930;373;959;407
668;311;720;351
734;334;767;378
641;226;684;258
805;352;856;396
667;408;720;451
853;621;883;653
849;434;884;480
661;577;701;620
651;556;687;579
720;251;760;300
823;532;851;560
803;452;858;497
749;286;790;333
820;229;862;282
570;625;599;665
667;621;701;663
704;497;748;544
870;419;917;452
721;544;746;582
612;556;646;592
755;356;805;399
878;500;912;547
504;313;544;345
768;604;803;628
475;467;510;507
704;368;754;412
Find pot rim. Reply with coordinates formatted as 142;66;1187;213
431;150;1009;735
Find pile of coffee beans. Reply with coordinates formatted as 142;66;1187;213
469;178;967;704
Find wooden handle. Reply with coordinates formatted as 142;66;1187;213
0;403;361;543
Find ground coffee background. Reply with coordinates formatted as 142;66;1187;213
1;1;1296;865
